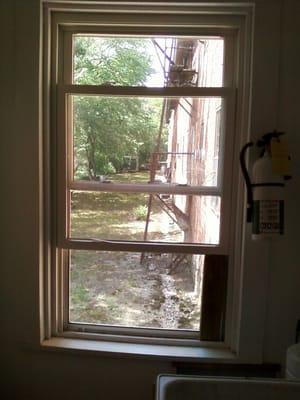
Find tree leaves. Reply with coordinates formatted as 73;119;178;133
74;37;153;86
73;37;162;179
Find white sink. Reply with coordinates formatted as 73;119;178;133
156;374;300;400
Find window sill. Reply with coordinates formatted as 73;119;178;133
41;337;237;362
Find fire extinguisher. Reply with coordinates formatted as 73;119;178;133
240;131;291;239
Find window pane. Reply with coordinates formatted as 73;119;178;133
73;36;224;87
69;250;205;331
72;96;223;187
70;191;221;245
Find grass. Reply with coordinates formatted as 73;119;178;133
69;171;200;329
133;204;148;220
107;171;149;183
70;171;162;240
69;249;151;324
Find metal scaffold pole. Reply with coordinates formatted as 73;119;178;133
141;39;176;263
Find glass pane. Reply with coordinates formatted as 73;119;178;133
72;96;223;187
69;250;205;330
70;191;220;245
73;36;224;87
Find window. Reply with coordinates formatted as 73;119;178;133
44;2;253;355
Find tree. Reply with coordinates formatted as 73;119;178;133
73;37;162;179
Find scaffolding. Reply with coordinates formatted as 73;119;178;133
141;38;196;267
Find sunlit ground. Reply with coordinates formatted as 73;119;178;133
69;171;201;330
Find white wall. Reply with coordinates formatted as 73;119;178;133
264;0;300;362
1;0;300;398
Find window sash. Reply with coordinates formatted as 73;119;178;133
58;30;236;253
60;238;226;255
59;84;234;192
69;181;221;196
60;85;232;97
56;84;235;253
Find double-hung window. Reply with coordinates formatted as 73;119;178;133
47;3;252;350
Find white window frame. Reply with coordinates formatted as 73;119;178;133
42;1;255;361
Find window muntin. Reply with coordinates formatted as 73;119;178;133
57;30;236;339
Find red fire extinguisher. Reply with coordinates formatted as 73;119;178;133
240;131;291;239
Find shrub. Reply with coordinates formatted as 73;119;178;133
133;205;148;220
102;161;116;175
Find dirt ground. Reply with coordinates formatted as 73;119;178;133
69;172;202;331
70;251;201;330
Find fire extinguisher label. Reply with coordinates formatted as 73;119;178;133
252;200;284;235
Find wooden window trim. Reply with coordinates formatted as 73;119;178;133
44;3;251;354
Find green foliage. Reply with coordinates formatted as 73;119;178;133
73;37;162;179
74;37;153;86
133;204;148;221
102;161;116;175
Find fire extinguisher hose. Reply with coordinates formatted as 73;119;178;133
240;142;254;222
